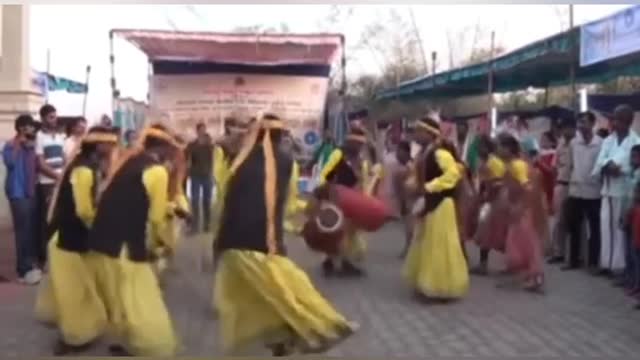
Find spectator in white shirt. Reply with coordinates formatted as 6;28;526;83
592;105;640;276
63;117;87;158
34;104;66;269
565;111;602;272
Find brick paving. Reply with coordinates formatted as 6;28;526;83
1;224;640;357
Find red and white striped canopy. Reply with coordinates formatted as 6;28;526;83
112;29;343;66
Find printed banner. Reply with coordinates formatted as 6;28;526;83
114;98;148;132
580;5;640;67
149;73;329;156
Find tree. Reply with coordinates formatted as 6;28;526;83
551;5;571;32
340;7;429;119
445;23;506;68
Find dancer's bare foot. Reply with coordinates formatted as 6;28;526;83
321;258;335;277
53;339;92;356
523;275;545;294
338;261;365;277
108;344;132;356
469;264;489;276
270;343;292;357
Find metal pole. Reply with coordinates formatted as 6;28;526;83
82;65;91;117
340;34;347;144
45;49;51;104
109;30;117;118
431;51;437;75
569;4;577;112
487;31;496;133
431;51;437;90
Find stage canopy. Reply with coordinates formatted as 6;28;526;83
111;29;343;67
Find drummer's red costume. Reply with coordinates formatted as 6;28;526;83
213;114;357;356
317;129;371;277
403;117;469;301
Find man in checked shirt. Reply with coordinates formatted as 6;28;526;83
547;117;576;265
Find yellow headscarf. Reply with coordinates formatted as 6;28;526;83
47;126;119;223
100;124;184;199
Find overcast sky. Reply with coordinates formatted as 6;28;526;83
30;4;632;121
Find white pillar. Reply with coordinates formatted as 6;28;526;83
0;4;43;139
0;4;31;91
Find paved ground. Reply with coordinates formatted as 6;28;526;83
2;222;640;357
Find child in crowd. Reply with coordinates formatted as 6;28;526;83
628;182;640;310
622;145;640;301
535;131;557;216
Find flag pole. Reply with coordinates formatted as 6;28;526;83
487;31;496;135
45;49;51;104
82;65;91;117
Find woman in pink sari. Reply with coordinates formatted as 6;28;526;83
469;135;509;275
496;133;547;292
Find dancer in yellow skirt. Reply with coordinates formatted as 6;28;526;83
86;124;181;356
34;126;118;355
214;114;358;356
403;116;469;301
154;135;191;282
316;127;372;277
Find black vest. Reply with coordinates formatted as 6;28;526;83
215;145;293;255
420;147;457;216
50;156;99;253
88;152;158;262
325;150;359;188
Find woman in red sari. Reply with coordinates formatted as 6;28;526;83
496;133;547;292
533;131;557;215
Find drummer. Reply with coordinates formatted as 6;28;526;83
316;127;373;277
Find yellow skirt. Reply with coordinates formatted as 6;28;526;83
208;193;226;262
151;218;182;279
85;250;178;356
214;250;356;354
403;198;469;299
340;228;366;263
34;234;108;346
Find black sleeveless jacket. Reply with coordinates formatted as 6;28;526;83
50;156;100;253
215;145;293;255
420;147;457;216
88;152;160;262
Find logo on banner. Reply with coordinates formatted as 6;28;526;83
304;130;319;146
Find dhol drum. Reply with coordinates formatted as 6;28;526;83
332;184;391;232
303;201;345;255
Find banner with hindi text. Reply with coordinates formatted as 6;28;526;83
149;73;328;157
580;5;640;67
